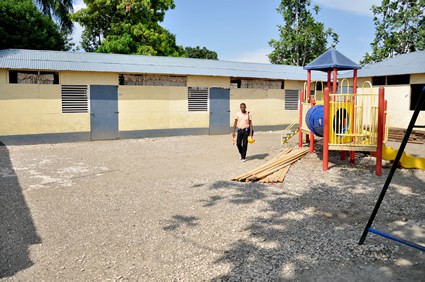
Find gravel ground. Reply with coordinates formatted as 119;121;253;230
1;131;424;281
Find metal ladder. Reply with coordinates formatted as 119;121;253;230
281;119;299;144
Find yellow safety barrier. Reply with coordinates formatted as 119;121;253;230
304;80;324;102
329;99;353;144
327;81;381;152
301;102;312;133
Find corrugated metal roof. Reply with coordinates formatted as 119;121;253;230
346;50;425;78
0;49;321;81
3;49;422;81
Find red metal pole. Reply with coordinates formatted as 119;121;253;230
323;87;330;171
376;87;385;176
309;99;315;153
309;132;314;153
307;70;312;103
353;69;358;92
332;68;337;94
298;89;304;148
350;69;358;164
384;100;388;140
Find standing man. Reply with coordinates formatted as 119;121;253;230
232;103;253;162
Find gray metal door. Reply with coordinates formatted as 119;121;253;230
209;87;230;135
90;85;119;140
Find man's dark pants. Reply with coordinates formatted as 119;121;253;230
236;129;249;159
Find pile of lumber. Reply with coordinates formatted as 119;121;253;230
388;127;425;144
232;148;309;183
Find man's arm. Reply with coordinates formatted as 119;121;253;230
232;119;237;137
249;119;253;137
248;112;253;137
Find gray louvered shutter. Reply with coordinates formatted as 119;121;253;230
61;85;88;113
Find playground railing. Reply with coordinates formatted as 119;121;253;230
328;92;379;152
301;102;312;133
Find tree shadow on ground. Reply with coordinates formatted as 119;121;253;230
162;141;424;280
0;142;41;278
162;215;200;231
205;157;425;280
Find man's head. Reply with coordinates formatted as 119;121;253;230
240;103;247;113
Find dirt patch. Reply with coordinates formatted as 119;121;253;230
1;132;424;280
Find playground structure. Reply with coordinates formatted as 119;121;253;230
296;49;425;175
298;49;386;176
294;49;425;251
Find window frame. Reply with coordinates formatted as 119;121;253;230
61;85;89;114
119;74;187;86
372;74;410;86
9;70;59;84
188;87;209;112
285;89;299;110
410;84;425;111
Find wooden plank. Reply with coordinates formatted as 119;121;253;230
328;145;377;151
232;148;308;183
247;149;308;181
259;170;279;183
232;148;292;181
258;165;290;184
388;127;425;143
276;166;291;182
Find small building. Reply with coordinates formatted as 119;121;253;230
345;51;425;129
0;49;424;144
0;49;317;144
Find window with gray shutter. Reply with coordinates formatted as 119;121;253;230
61;85;88;113
188;87;209;111
285;90;299;110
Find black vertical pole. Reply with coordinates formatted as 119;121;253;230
359;86;425;245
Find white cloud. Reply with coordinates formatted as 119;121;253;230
229;48;272;64
71;1;86;48
71;23;83;47
313;0;381;16
73;0;86;11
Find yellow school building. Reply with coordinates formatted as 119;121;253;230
0;49;424;144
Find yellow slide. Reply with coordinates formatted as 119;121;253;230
381;144;425;170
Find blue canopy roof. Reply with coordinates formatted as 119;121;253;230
304;49;361;71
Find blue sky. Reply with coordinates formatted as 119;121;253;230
72;0;382;64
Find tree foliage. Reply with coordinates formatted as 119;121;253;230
0;0;66;50
34;0;74;34
184;46;218;60
73;0;183;56
361;0;425;65
268;0;339;66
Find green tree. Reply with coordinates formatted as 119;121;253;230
34;0;74;33
268;0;339;66
0;0;66;50
73;0;183;56
361;0;425;65
184;46;218;60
